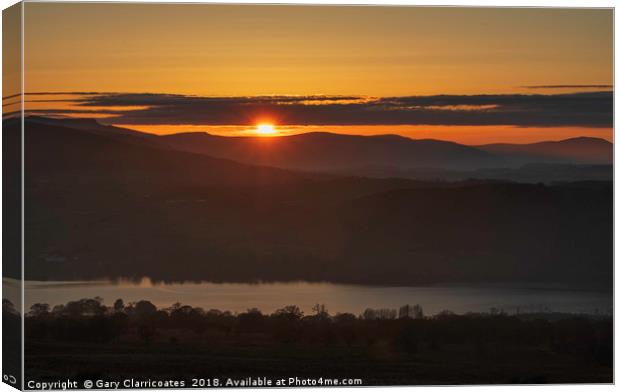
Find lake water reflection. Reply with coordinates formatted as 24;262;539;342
9;278;612;316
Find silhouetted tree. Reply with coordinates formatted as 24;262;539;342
53;298;106;318
274;305;303;321
271;306;304;343
377;308;397;320
21;297;613;374
312;304;329;319
399;304;424;319
113;299;125;313
28;303;50;318
133;300;157;320
412;304;424;319
363;308;376;320
238;308;265;333
333;313;358;346
3;299;18;316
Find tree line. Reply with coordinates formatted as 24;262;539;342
12;296;611;367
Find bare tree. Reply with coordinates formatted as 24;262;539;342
412;304;424;319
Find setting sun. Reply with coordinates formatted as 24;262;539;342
256;124;277;135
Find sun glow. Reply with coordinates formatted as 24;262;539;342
256;123;277;135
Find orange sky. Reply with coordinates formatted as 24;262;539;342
10;4;615;143
23;5;613;96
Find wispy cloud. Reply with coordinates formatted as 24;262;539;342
522;85;613;89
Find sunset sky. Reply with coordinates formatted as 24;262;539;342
5;4;614;144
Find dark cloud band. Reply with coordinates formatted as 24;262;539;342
23;91;612;128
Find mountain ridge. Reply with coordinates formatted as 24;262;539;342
6;117;611;289
18;116;613;174
476;136;612;166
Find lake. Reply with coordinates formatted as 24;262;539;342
4;278;611;316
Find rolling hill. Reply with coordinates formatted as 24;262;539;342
7;118;611;289
24;117;613;179
159;131;501;171
477;137;612;165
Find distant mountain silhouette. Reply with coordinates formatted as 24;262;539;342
159;131;500;171
26;116;163;148
24;117;613;179
10;118;611;289
27;116;151;137
159;131;612;175
20;118;311;190
477;137;612;165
